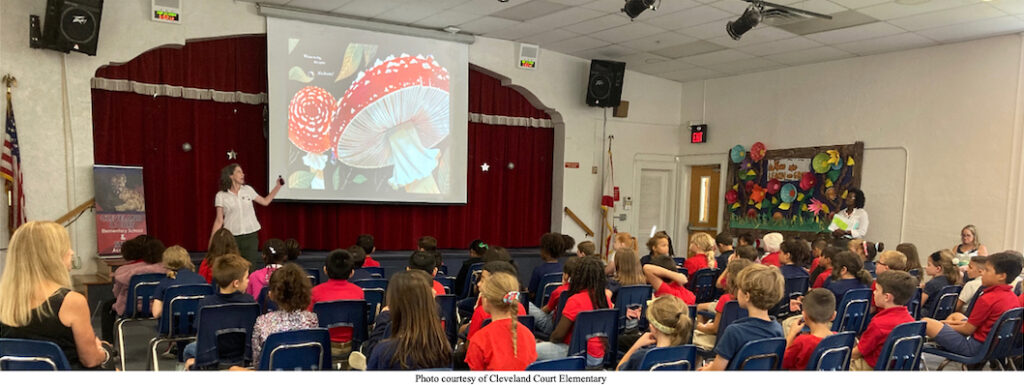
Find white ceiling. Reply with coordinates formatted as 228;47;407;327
244;0;1024;82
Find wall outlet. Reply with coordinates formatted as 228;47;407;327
592;166;598;174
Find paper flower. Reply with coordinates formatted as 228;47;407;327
725;189;739;205
750;142;766;162
812;152;831;173
746;208;758;218
730;145;747;163
809;198;828;215
799;172;817;191
766;178;782;195
750;184;767;203
744;180;755;194
826;150;840;166
780;183;798;203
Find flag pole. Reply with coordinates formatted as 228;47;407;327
2;74;15;236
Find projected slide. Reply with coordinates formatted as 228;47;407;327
267;17;468;203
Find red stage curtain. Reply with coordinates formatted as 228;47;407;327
92;36;552;251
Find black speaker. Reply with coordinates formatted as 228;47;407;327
586;59;625;107
41;0;104;55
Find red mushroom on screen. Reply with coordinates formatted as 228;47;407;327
330;54;451;194
288;85;336;189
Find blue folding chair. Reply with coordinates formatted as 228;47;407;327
436;294;458;346
434;276;454;294
363;288;385;321
923;307;1023;370
726;337;787;370
312;300;368;354
257;328;331;371
460;262;484;298
305;268;321;286
535;273;564;307
115;272;165;370
257;286;279;314
874;321;925;370
551;290;572;326
566;308;618;368
0;338;71;370
673;258;686;270
907;288;923;320
352;278;388;291
191;303;261;370
691;268;719;304
929;285;962;321
539;282;562;310
147;283;214;370
805;331;856;370
962;287;985;317
359;267;384;278
832;288;872;334
614;285;653;332
773;276;809;318
438;264;449;276
638;345;698;370
480;315;536;333
526;356;585;371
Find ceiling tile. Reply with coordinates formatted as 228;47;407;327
827;0;889;9
633;58;699;74
652;40;728;58
376;3;447;24
711;57;785;74
619;52;675;68
458;0;517;15
681;48;755;66
548;0;594;5
589;22;667;43
332;0;394;17
708;26;798;48
485;23;543;41
645;6;734;30
564;13;633;34
804;21;905;44
521;29;581;45
708;0;751;15
411;10;480;29
648;0;703;14
764;45;853;65
659;67;723;82
580;0;630;12
834;32;934;55
916;14;1024;42
491;0;572;22
525;7;606;29
573;44;641;59
620;30;699;51
285;0;353;12
989;0;1024;15
787;0;850;15
888;3;1007;31
857;0;975;20
678;19;734;39
736;36;823;56
458;16;523;34
544;35;613;52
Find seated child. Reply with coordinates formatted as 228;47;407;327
527;257;580;335
922;252;1023;358
760;233;783;267
809;238;828;272
576;240;597;257
718;245;759;289
536;257;613;367
870;250;907;312
309;248;364;362
782;289;836;370
851;270;916;370
284;238;301;262
779;239;811;280
528;233;564;303
356;234;381;268
466;272;537;370
608;248;646;299
408;250;446;296
921;250;962;315
643;255;695;305
956;255;986;313
617;295;694;370
347;245;374;281
183;254;254;368
465;261;526;339
152;245;207;319
245;238;287;298
811;246;841;289
251;263;318;368
823;251;872;308
714;232;735;272
684;233;717;281
698;264;784;371
693;259;753;349
366;270;452;370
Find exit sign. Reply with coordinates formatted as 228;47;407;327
690;124;707;143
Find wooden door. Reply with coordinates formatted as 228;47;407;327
687;165;720;249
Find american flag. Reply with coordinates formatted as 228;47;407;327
2;94;26;230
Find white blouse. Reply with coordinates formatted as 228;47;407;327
215;185;261;235
828;208;869;239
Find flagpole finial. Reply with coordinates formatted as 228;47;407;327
2;74;15;93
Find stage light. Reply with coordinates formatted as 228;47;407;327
727;4;762;40
622;0;658;20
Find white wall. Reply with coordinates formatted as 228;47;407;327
0;0;684;278
679;34;1024;257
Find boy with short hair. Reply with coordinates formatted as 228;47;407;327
714;232;735;271
418;236;437;252
923;252;1023;357
309;248;366;365
357;234;381;268
851;270;917;370
348;244;374;281
783;288;837;370
956;255;987;313
408;250;446;295
699;264;785;371
183;254;254;368
870;250;908;312
809;238;828;271
643;255;696;305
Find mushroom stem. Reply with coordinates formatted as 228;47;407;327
405;174;440;194
387;119;440;191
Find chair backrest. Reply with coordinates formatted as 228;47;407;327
539;282;562;309
0;338;72;370
551;290;572;326
359;267;384;278
460;262;484;298
714;301;748;349
305;268;321;286
481;315;536;333
691;269;719;304
363;288;385;320
726;337;787;370
526;356;585;371
438;265;449;276
772;276;810;317
614;285;653;330
157;284;214;336
673;257;686;269
805;331;856;370
976;307;1024;362
257;328;331;370
193;303;261;370
873;321;925;370
567;309;618;367
639;345;697;371
257;286;278;314
536;273;564;307
906;288;923;320
831;288;872;334
962;286;985;317
434;276;454;295
312;300;368;351
352;278;388;291
435;294;458;346
930;285;962;320
124;273;166;318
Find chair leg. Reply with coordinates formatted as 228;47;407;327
936;359;952;371
115;318;128;370
148;338;161;371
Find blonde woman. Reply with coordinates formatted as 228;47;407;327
0;221;111;369
952;225;988;269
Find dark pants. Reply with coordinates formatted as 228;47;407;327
98;298;117;343
235;231;261;273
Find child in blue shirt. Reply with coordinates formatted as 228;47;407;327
528;233;564;302
182;254;255;369
823;251;872;309
699;264;785;370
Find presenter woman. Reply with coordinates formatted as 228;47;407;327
828;187;868;239
211;163;283;271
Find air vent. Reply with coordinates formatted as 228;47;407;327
773;10;878;36
761;8;811;27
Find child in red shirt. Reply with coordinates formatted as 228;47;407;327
407;251;446;296
536;257;613;367
760;233;783;267
851;270;917;370
685;233;717;281
465;272;537;370
783;289;836;370
922;252;1023;357
465;261;527;339
810;246;840;289
309;248;365;364
356;234;381;268
643;255;696;305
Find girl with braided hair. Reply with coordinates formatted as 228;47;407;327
465;272;536;370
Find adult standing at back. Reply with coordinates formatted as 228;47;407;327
952;224;988;270
211;163;283;271
829;187;868;239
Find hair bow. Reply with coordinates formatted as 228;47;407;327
268;246;276;254
502;291;520;304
